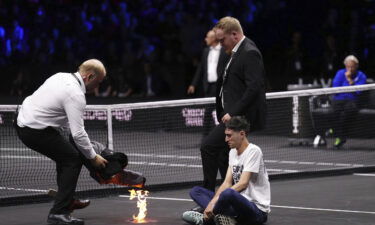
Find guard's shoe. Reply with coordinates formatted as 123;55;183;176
214;214;237;225
182;211;204;225
334;138;346;149
47;189;90;211
68;199;90;210
47;213;84;225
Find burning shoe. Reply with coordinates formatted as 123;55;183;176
213;214;237;225
182;211;204;225
97;169;146;188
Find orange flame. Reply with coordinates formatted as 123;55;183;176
129;189;149;223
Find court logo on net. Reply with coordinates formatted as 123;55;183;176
181;108;205;127
83;109;133;121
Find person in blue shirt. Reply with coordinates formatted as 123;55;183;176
332;55;367;148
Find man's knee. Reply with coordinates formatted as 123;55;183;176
219;188;236;201
190;186;205;198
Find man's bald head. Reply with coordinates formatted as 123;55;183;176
78;59;106;92
79;59;106;78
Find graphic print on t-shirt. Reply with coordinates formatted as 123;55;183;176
232;165;243;184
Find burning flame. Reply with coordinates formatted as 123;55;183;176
129;189;149;223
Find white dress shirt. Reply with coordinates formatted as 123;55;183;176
207;44;222;83
17;72;96;159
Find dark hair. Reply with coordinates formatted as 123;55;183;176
225;116;250;134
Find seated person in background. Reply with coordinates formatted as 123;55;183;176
182;116;270;225
331;55;367;148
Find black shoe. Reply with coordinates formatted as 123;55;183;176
47;190;90;211
191;205;204;213
47;214;84;225
68;199;90;211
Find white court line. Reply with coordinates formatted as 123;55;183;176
0;186;47;193
118;195;375;215
353;173;375;177
0;149;369;168
0;155;295;172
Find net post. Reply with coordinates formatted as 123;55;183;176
107;106;114;150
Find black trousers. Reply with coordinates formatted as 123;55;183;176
200;123;230;191
14;123;83;214
332;99;358;140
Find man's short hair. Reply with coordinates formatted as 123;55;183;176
343;55;359;65
214;16;243;34
225;116;250;134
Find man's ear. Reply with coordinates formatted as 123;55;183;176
88;74;96;81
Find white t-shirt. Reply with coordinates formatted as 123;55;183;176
229;143;271;213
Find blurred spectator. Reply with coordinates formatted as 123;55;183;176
10;69;30;97
0;0;373;97
284;31;307;85
319;34;341;87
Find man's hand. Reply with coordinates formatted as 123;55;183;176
203;201;215;221
345;71;354;85
91;154;108;169
221;113;231;123
187;85;195;94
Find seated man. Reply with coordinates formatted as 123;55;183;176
331;55;367;148
182;116;270;225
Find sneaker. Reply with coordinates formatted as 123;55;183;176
182;211;204;225
313;135;327;148
191;205;204;213
334;138;346;149
214;214;237;225
313;135;321;148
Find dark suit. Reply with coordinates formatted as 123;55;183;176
201;37;267;191
191;46;229;97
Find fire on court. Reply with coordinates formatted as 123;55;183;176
128;189;156;223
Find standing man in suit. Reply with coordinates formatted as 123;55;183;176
187;29;228;97
188;29;229;136
199;16;267;195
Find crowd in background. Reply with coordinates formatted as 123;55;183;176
1;0;375;99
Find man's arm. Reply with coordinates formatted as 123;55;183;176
188;50;206;94
204;167;233;219
228;50;264;117
332;70;344;87
64;94;107;168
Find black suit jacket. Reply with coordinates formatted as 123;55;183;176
191;46;229;95
216;37;266;131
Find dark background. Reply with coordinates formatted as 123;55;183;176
1;0;374;103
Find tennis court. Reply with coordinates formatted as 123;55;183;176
1;85;375;224
1;173;374;225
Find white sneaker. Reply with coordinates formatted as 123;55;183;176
214;214;237;225
182;211;204;225
313;135;321;148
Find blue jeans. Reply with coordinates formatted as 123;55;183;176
190;186;268;224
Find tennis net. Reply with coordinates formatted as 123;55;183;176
1;84;375;205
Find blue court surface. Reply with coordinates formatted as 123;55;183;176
1;173;374;225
